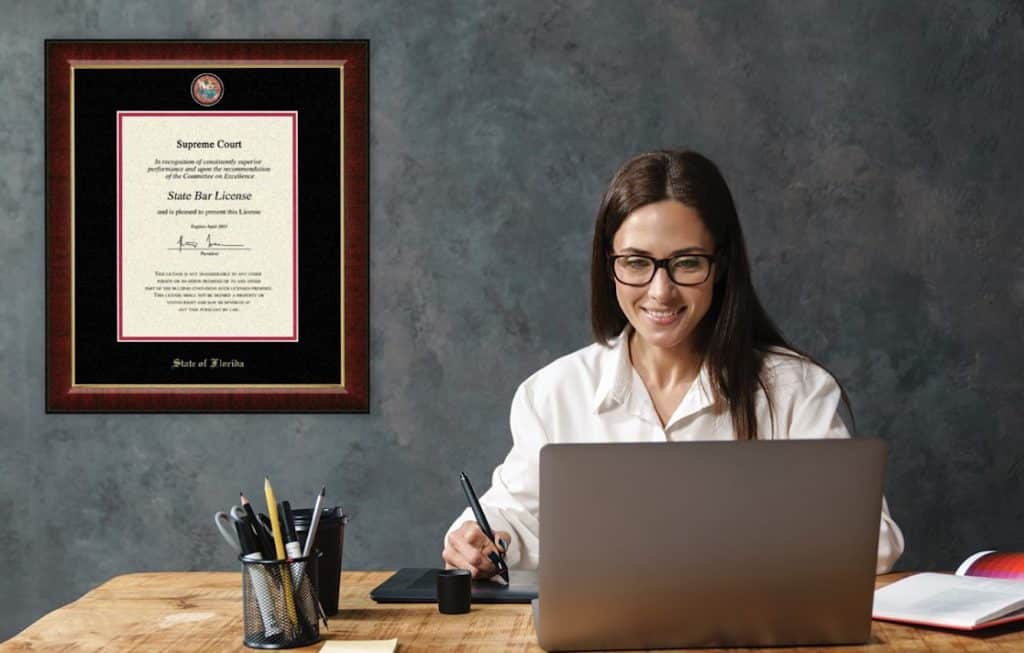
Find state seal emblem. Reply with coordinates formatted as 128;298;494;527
191;73;224;107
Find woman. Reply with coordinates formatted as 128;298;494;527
443;149;904;578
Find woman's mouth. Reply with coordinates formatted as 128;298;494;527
640;306;685;325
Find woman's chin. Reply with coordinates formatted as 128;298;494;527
631;323;694;352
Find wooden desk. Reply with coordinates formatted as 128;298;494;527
3;572;1023;652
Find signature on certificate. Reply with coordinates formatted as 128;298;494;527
175;234;248;251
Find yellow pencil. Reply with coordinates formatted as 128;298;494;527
265;477;299;626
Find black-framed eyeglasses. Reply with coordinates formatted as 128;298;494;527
608;253;717;287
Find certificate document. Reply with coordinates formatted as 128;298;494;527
117;111;298;341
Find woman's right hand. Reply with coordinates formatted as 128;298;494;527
442;521;510;579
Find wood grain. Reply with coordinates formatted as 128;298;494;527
4;572;1024;652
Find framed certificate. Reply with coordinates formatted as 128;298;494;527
46;40;368;412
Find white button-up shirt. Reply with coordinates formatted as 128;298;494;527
448;330;905;574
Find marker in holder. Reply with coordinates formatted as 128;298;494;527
241;552;322;649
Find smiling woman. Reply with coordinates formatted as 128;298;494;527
606;200;717;420
590;150;794;438
442;149;905;580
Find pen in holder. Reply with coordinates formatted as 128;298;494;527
240;552;322;649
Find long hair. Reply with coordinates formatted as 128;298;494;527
590;149;850;439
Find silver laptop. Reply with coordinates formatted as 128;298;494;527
534;439;887;651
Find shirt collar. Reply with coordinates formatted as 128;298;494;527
592;327;634;413
666;362;715;428
592;326;717;424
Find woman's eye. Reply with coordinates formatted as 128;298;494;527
672;257;702;271
624;257;652;269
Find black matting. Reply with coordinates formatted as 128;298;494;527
73;67;341;385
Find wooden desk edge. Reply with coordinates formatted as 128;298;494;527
10;571;1013;653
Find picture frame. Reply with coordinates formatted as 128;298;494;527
46;40;369;412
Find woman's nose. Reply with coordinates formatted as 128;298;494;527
647;267;676;300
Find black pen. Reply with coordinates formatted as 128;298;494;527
234;519;259;556
257;512;277;558
241;492;275;558
281;501;299;553
460;472;509;584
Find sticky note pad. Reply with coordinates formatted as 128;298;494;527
320;639;398;652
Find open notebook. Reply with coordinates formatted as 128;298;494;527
873;551;1024;630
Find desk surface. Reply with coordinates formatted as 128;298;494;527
3;571;1024;652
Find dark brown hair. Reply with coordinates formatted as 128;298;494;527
590;149;850;438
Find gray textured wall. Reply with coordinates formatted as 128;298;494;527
2;0;1023;640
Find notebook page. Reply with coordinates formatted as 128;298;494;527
874;573;1024;628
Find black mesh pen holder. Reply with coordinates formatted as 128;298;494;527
240;552;322;649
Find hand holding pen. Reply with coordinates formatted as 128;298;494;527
441;472;511;583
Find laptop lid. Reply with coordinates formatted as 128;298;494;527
536;439;887;651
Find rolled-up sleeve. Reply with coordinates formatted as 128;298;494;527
445;382;547;569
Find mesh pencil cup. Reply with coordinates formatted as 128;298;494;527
240;552;322;649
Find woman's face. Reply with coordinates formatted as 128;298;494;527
611;199;717;354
